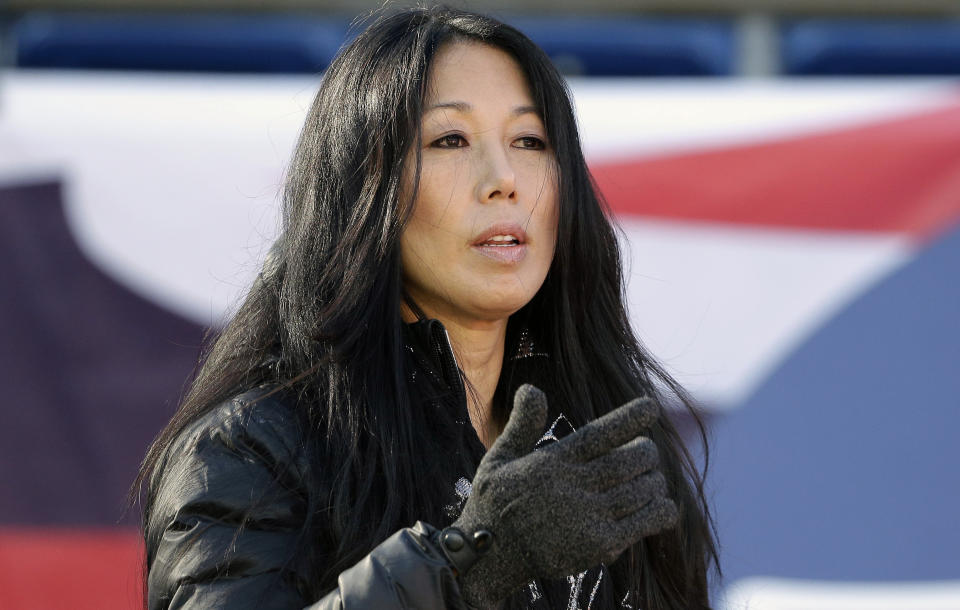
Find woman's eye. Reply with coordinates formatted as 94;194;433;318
432;134;467;148
514;136;546;150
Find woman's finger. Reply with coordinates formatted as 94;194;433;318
486;384;548;465
566;436;659;492
600;471;667;519
612;496;679;544
558;396;659;463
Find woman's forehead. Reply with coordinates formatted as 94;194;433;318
423;42;538;113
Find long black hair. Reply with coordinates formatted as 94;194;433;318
135;6;719;608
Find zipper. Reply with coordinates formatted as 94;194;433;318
435;324;464;393
431;321;469;414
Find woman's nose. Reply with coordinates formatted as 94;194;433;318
477;145;517;203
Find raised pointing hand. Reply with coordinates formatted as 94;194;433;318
451;384;679;608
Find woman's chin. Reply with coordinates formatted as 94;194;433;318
407;275;545;323
460;292;537;322
459;273;547;319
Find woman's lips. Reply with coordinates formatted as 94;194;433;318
471;222;528;246
470;222;529;264
472;242;528;264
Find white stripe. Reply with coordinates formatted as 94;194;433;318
721;577;960;610
620;217;911;409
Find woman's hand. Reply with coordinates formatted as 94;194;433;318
449;384;679;608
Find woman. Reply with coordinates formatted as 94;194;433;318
135;6;719;609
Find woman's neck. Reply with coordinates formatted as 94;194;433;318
402;304;506;449
445;319;506;449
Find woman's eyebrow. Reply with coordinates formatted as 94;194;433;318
425;100;541;117
427;100;471;113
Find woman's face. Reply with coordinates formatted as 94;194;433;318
400;42;559;324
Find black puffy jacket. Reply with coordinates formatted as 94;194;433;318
145;319;617;609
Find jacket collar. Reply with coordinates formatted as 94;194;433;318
402;317;550;386
402;318;465;397
402;317;553;421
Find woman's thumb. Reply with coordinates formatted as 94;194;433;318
487;384;548;463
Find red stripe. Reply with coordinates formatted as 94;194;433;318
0;528;144;610
592;98;960;241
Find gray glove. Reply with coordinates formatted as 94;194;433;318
442;384;679;609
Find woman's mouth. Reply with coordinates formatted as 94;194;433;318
477;234;521;246
471;225;528;263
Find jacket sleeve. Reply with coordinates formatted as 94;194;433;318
146;390;467;610
306;523;467;610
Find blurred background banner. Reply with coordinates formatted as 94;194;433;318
1;3;958;609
